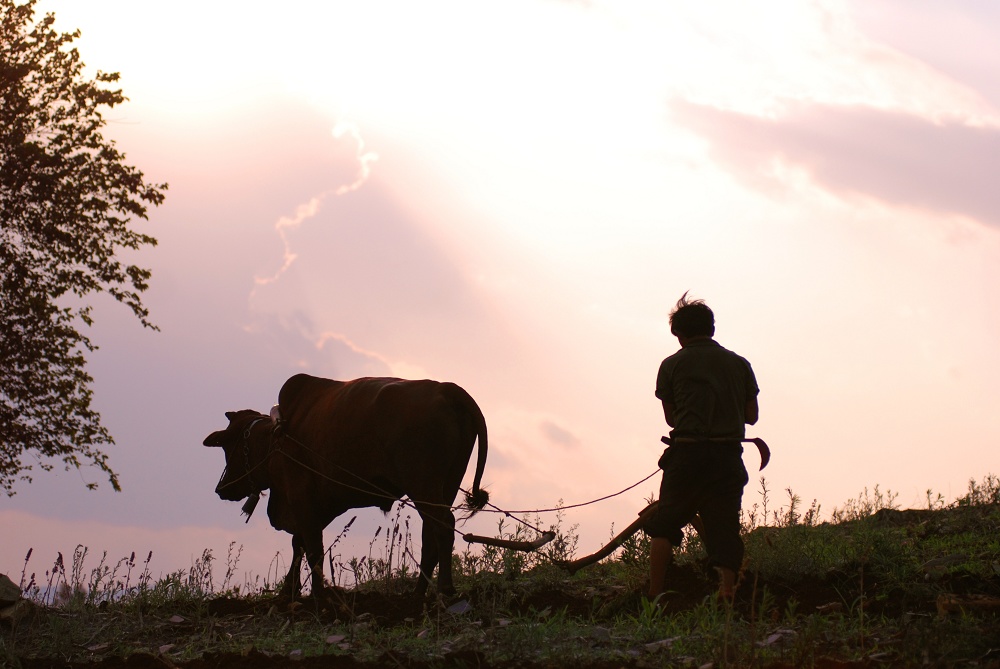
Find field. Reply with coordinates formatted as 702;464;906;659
3;477;1000;669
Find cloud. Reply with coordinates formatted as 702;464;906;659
332;122;379;196
253;123;379;290
241;312;394;380
850;0;1000;109
540;420;580;449
672;99;1000;228
313;330;430;380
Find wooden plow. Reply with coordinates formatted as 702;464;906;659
560;436;771;574
461;435;769;566
463;530;556;551
557;501;660;574
458;501;677;573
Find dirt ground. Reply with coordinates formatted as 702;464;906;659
14;652;875;669
11;500;1000;668
14;559;983;669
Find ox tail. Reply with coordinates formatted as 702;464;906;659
456;386;490;513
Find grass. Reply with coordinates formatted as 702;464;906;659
2;475;1000;668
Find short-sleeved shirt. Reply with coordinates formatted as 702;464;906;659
655;339;758;440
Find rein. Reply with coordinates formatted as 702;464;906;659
215;415;277;522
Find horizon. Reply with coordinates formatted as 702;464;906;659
3;0;999;587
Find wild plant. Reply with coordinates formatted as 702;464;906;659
346;504;417;592
633;594;668;636
324;515;357;588
536;505;579;565
955;473;1000;506
829;485;899;523
614;527;650;591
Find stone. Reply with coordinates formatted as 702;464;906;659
0;600;34;626
936;593;1000;616
0;574;20;606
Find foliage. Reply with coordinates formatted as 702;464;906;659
955;473;1000;507
0;0;166;495
829;484;900;523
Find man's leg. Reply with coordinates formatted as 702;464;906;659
699;455;748;600
647;447;700;601
648;537;673;600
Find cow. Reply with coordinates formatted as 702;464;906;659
203;374;490;599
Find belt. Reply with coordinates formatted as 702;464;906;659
661;435;771;470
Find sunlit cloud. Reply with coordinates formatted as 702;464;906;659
253;125;378;290
313;331;429;380
332;122;379;196
671;100;1000;228
253;197;320;288
540;420;581;449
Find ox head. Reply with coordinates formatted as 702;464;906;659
203;409;271;503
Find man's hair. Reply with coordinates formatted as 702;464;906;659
669;291;715;338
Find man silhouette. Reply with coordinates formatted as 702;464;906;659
646;292;759;601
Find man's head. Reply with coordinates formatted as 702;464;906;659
669;291;715;339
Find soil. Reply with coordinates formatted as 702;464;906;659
12;652;877;669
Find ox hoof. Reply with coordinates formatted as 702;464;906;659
314;585;348;610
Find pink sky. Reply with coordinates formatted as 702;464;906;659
4;0;999;588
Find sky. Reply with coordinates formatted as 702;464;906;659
3;0;999;589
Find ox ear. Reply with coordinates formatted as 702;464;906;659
203;429;228;447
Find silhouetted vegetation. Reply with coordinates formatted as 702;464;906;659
0;0;166;495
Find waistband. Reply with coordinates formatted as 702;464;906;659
661;435;743;446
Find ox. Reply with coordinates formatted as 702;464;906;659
203;374;489;598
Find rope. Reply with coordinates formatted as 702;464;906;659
214;419;276;494
460;468;660;517
282;449;480;543
278;433;456;510
450;469;660;537
231;418;662;541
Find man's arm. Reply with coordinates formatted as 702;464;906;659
661;400;676;427
745;397;759;425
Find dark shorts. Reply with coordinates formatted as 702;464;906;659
644;442;749;572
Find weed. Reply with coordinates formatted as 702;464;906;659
346;504;417;593
955;474;1000;507
830;484;900;523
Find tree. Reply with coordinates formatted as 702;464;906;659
1;0;166;496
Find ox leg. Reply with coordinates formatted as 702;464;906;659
416;507;457;597
301;529;327;597
281;534;306;599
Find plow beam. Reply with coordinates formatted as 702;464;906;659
463;530;556;551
